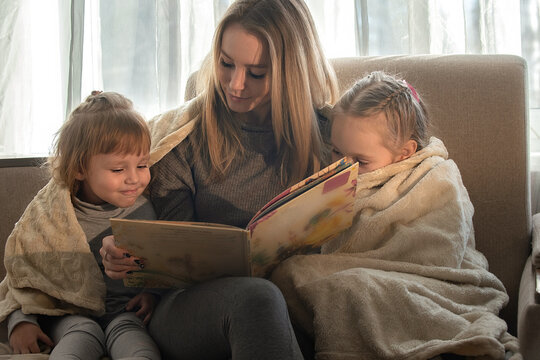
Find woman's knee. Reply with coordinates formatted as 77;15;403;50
228;277;289;314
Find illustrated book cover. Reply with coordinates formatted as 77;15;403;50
110;157;358;288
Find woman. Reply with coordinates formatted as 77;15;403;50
100;0;339;358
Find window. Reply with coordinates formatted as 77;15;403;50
1;1;539;194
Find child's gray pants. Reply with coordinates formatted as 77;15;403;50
42;311;160;359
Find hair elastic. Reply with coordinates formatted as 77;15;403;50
404;81;419;102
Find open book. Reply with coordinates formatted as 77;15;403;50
110;157;359;288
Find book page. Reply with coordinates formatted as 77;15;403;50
110;219;251;288
248;157;356;226
247;161;358;277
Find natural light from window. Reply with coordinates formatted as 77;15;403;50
1;0;539;165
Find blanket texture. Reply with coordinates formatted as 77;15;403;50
0;99;197;327
0;179;106;321
271;137;521;360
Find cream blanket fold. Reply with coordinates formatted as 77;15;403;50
0;98;198;325
271;137;521;360
0;179;106;321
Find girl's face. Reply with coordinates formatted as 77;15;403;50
76;151;150;208
218;23;271;119
331;112;403;175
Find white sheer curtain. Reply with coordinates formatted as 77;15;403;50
1;1;539;198
81;0;233;119
0;0;70;156
0;0;233;157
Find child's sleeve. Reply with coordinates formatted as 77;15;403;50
7;309;39;338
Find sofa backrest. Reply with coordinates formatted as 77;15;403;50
0;158;49;276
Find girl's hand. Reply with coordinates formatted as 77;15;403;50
100;235;143;279
126;292;158;326
9;322;54;354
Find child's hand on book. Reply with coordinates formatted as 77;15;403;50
100;235;144;279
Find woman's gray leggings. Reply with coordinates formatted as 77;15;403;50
148;276;303;360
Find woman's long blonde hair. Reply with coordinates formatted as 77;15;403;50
193;0;339;185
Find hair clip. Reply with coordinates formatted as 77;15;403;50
91;90;103;96
404;81;419;102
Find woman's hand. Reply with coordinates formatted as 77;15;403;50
9;322;54;354
100;235;143;279
126;292;158;326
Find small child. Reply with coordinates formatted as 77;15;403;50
324;70;444;258
271;71;517;358
330;70;429;174
3;91;160;359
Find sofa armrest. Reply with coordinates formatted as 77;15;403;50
531;213;540;268
531;213;540;303
537;268;540;304
518;213;540;359
518;256;540;360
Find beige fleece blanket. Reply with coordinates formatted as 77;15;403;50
271;137;521;360
0;98;198;328
0;179;106;322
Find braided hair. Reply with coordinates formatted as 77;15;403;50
333;71;430;151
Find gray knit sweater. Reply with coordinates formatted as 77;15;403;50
150;117;331;228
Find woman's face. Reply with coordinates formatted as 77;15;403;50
218;23;271;117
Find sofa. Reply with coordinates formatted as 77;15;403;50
1;54;538;358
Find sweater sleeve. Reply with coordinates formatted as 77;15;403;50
7;309;39;338
149;142;196;221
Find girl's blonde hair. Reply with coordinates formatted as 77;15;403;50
333;71;430;151
193;0;339;185
49;91;150;198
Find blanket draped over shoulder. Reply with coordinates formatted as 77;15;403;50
0;178;106;321
0;98;198;324
271;137;521;360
